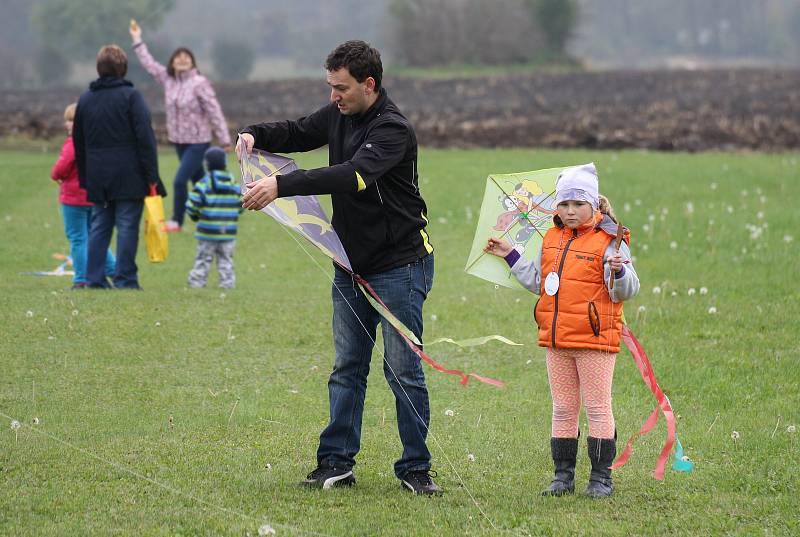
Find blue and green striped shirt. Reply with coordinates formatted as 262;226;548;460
185;170;243;241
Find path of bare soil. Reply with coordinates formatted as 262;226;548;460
3;69;799;151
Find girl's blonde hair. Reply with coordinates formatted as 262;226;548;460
64;103;77;122
599;195;617;223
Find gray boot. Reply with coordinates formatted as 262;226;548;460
585;436;615;498
541;437;578;496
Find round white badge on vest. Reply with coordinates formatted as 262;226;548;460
544;272;560;296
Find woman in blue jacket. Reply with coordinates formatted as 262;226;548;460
73;44;165;289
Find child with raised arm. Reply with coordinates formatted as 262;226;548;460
484;163;639;498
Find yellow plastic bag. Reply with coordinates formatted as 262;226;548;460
144;185;169;263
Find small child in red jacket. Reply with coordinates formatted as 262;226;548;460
51;103;115;288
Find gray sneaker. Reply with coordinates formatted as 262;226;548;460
401;470;443;495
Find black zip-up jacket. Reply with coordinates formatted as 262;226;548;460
240;88;433;275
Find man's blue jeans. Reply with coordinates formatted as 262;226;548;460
87;200;144;289
172;143;209;226
61;204;115;285
318;254;434;479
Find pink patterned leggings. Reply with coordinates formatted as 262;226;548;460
546;347;616;439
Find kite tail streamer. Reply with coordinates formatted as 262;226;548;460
613;325;677;480
354;275;506;388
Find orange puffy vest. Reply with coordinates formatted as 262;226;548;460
534;212;629;352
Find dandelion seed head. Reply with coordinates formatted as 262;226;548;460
258;524;276;536
784;235;794;243
635;199;642;206
624;202;631;212
787;425;796;433
71;310;79;316
726;205;734;214
430;314;438;321
731;430;740;440
10;420;21;431
155;321;161;327
494;284;500;290
637;305;646;313
219;293;226;299
643;224;651;232
461;296;467;302
686;202;694;214
710;182;718;190
670;241;678;250
265;463;273;471
671;291;677;297
641;244;649;252
515;298;521;303
444;409;455;417
32;417;40;425
652;286;661;294
526;359;532;365
648;214;655;222
681;455;690;462
759;195;767;203
26;311;33;318
757;211;764;220
708;306;717;314
260;263;266;269
700;287;708;295
467;453;476;462
688;288;696;295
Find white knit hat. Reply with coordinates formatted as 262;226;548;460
555;162;599;208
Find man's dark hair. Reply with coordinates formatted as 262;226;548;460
325;40;382;90
96;45;128;78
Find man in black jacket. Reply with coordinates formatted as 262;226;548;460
74;44;163;289
238;40;440;495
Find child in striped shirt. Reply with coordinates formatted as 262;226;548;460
186;147;243;288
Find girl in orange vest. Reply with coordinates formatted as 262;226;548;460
485;163;639;497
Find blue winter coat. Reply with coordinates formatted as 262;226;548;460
73;76;166;203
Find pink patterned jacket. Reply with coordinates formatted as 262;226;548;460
133;42;231;145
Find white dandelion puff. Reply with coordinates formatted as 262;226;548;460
648;214;656;222
652;286;662;294
784;235;794;243
265;463;273;471
258;524;276;536
642;244;649;252
637;305;646;313
10;420;21;431
757;211;764;220
686;202;694;214
635;199;642;206
700;287;708;295
643;224;651;233
260;263;266;269
494;284;500;290
688;231;694;238
444;409;455;417
708;306;717;314
740;190;748;197
515;298;521;303
787;425;796;433
526;359;532;365
26;311;34;318
430;314;438;321
759;195;767;204
731;430;740;440
461;296;467;302
71;310;79;316
670;241;678;250
32;417;40;425
467;453;476;462
710;182;718;190
219;293;226;299
661;207;669;215
726;205;734;214
688;288;696;296
624;202;631;212
671;291;677;297
155;321;161;327
741;247;748;254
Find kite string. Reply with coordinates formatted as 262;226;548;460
0;410;337;537
276;225;500;532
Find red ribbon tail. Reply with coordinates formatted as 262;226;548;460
620;326;677;480
355;275;505;388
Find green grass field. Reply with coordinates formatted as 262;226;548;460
1;148;798;536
